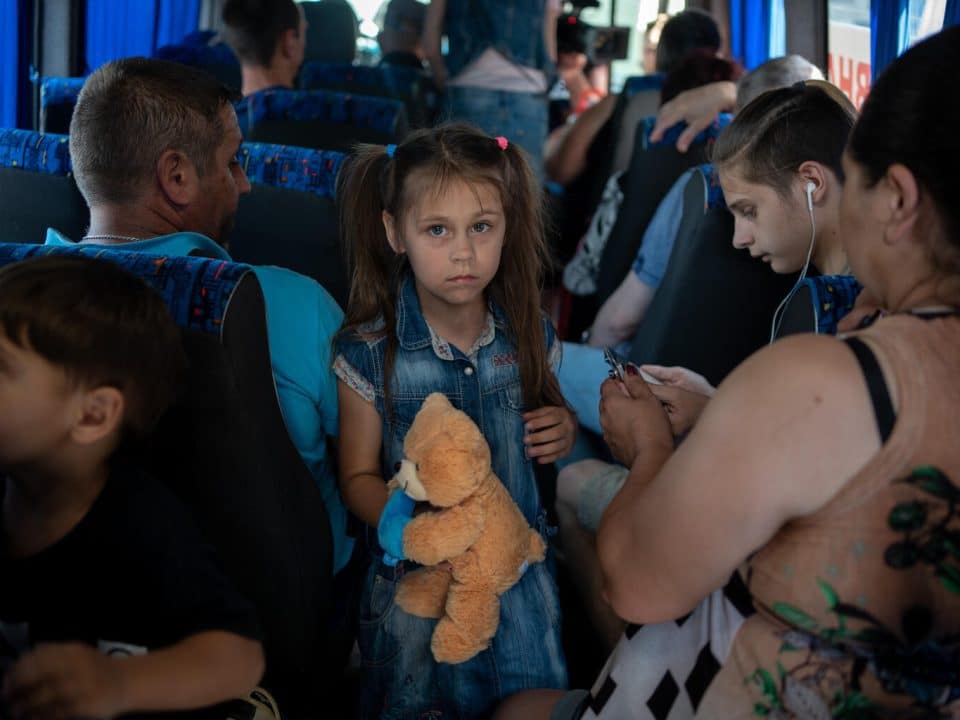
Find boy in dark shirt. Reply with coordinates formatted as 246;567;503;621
0;256;264;719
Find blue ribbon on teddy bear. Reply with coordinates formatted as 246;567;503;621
378;490;416;566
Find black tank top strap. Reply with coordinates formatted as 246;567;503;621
844;336;896;444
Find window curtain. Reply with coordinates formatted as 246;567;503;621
945;0;960;26
0;0;29;128
86;0;200;73
0;0;18;127
871;0;910;80
729;0;787;70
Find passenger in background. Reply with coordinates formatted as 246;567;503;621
222;0;306;97
498;26;960;718
557;77;854;652
302;0;358;65
334;124;575;719
46;58;355;643
0;256;264;719
377;0;428;70
640;13;669;75
424;0;560;177
545;9;721;186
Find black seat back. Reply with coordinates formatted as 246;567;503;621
595;114;732;305
0;244;334;717
776;275;863;339
626;165;795;386
0;129;88;243
232;141;348;307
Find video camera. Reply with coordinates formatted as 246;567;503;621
557;13;630;64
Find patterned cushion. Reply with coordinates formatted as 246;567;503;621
0;129;72;175
698;163;725;210
39;77;85;109
802;274;863;335
643;112;732;151
298;61;422;97
0;243;250;336
154;43;242;91
623;73;664;97
234;88;405;137
238;143;345;198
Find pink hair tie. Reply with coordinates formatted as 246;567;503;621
495;136;509;151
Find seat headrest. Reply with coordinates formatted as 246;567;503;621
39;77;85;108
299;61;424;92
234;89;405;136
0;129;72;175
238;142;345;198
643;112;733;151
698;163;725;210
623;73;664;97
802;274;863;335
0;243;250;336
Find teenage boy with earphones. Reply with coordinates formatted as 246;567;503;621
554;80;858;650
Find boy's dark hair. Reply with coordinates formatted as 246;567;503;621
69;57;238;207
222;0;301;68
849;26;960;249
0;255;186;441
656;9;721;75
710;80;856;198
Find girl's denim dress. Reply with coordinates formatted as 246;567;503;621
334;277;568;719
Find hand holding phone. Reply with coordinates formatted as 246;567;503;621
603;347;663;386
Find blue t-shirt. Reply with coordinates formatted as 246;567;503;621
630;168;692;289
44;229;353;574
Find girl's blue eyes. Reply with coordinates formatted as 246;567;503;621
425;223;491;236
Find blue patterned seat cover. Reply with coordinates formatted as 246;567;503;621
153;43;242;90
698;163;726;210
643;112;732;152
0;128;342;198
0;129;72;175
622;73;664;97
299;61;423;97
238;142;344;198
800;274;863;335
0;243;250;337
39;77;85;109
234;88;404;137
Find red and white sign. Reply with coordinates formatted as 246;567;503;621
827;21;872;109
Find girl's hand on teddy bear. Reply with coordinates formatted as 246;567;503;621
523;406;577;464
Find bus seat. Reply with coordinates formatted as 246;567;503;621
154;42;242;93
594;113;732;305
776;275;863;339
0;243;335;718
626;164;795;386
236;88;409;152
0;129;88;243
38;76;85;134
298;60;438;128
232;141;348;307
609;74;665;177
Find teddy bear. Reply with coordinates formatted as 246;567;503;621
378;392;546;664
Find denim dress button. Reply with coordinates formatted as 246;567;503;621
464;366;474;376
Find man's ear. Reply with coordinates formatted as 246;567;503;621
880;163;921;246
279;27;299;61
383;211;405;254
157;149;200;207
71;386;125;447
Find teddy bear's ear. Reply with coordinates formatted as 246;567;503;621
423;393;451;411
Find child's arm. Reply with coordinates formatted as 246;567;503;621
2;631;263;719
523;406;577;464
338;380;389;527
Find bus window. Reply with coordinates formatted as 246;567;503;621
827;0;871;109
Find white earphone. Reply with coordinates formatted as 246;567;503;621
769;180;819;343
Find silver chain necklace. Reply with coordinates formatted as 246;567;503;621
82;233;144;244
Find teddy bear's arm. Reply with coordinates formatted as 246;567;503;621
403;495;486;566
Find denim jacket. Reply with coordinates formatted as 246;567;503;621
443;0;552;78
334;275;559;530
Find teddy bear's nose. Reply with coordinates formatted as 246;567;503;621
394;462;402;472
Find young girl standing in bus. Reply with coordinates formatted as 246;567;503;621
334;123;574;718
